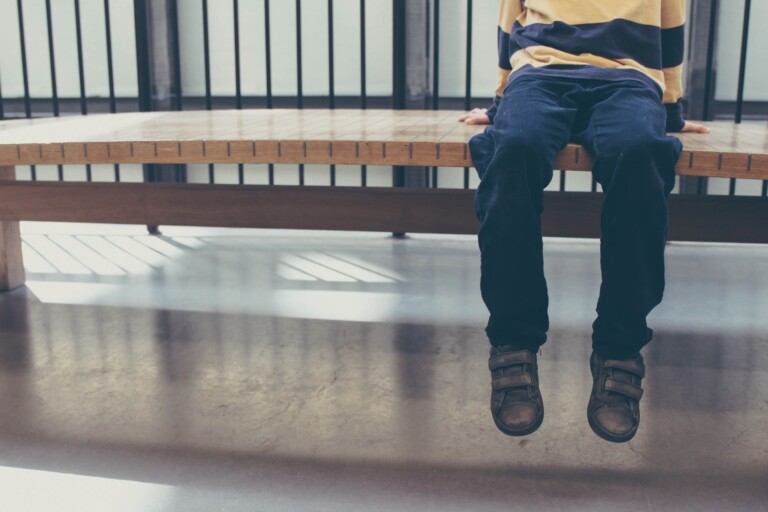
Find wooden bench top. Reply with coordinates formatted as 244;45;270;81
0;109;766;180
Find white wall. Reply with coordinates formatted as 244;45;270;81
0;0;138;99
175;0;393;97
714;0;768;101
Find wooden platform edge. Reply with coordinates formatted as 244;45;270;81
0;142;767;180
0;182;766;244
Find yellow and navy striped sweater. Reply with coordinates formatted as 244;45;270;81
487;0;687;131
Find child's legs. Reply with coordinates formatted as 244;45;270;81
470;76;578;350
573;80;682;359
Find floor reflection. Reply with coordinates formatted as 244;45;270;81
0;224;766;511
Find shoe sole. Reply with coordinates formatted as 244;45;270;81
493;408;544;437
587;411;638;443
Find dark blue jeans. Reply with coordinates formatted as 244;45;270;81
469;74;682;359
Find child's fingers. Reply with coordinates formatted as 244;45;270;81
465;115;490;125
458;108;488;122
681;122;710;134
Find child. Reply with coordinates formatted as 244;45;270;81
459;0;708;442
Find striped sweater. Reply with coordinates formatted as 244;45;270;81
487;0;687;131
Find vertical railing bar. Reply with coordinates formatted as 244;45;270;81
699;0;716;196
464;0;473;112
295;0;304;109
45;0;64;181
45;0;59;118
328;0;336;186
328;0;336;110
234;0;244;184
432;0;440;111
0;79;4;119
734;0;751;124
432;0;440;188
392;0;406;194
104;0;120;182
731;0;752;196
74;0;88;116
296;0;304;185
170;0;183;111
391;0;406;237
132;3;152;103
202;0;214;184
360;0;367;109
169;0;184;183
234;0;242;110
392;0;406;109
264;0;273;110
16;0;36;180
133;0;160;234
74;0;91;181
430;0;440;188
359;0;367;185
702;0;718;122
264;0;274;184
16;0;32;119
202;0;212;111
463;0;473;189
104;0;117;114
559;170;566;192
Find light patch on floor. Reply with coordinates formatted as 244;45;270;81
0;466;176;512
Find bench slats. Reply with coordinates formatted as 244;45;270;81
0;110;766;179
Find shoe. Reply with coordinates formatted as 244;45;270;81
587;351;645;443
488;346;544;436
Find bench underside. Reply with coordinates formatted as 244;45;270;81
1;180;765;243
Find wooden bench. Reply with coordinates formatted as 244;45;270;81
1;109;767;291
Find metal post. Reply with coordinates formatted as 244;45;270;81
392;0;407;238
134;0;152;113
686;0;719;121
681;0;719;195
392;0;432;237
133;0;184;234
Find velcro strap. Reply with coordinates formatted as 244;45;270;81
491;373;533;391
604;378;644;401
489;351;533;371
604;359;645;378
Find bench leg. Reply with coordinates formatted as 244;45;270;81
0;166;26;292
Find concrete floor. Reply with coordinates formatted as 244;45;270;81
0;223;766;511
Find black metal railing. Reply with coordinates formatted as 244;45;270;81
0;0;765;199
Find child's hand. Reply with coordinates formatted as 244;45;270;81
681;121;710;134
458;108;491;125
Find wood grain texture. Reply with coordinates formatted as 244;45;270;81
0;167;26;291
0;110;766;179
0;182;765;243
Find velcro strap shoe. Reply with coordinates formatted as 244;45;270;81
489;346;544;436
587;351;645;443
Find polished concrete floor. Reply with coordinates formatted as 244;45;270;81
0;223;767;511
